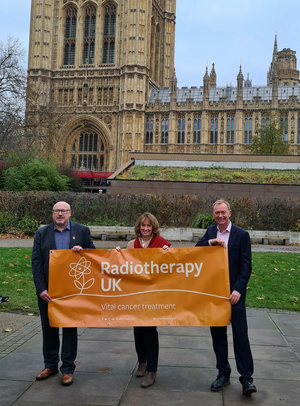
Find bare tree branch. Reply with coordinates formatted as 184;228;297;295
25;81;65;156
0;37;27;153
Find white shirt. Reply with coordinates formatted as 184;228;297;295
209;221;232;246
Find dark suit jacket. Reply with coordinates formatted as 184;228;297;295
31;221;95;296
196;224;252;296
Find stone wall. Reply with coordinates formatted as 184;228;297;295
106;179;300;198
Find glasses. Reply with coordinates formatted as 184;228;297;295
52;209;70;214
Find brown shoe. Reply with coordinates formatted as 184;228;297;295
135;362;147;377
61;373;73;386
36;368;58;380
141;371;156;388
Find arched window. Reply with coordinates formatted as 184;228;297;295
210;117;218;143
83;6;96;64
103;5;116;64
71;131;106;171
161;118;168;144
64;7;77;66
226;117;234;144
146;119;153;144
193;118;201;144
244;117;252;144
177;118;185;144
261;116;269;129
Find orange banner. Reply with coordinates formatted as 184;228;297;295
48;247;231;328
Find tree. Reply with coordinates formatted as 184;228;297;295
0;37;65;157
25;82;65;156
251;121;290;155
0;37;27;152
1;152;84;192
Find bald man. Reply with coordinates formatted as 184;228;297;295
32;201;95;386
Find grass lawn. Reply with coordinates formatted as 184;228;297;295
0;247;38;314
248;252;300;310
0;248;299;314
118;166;300;184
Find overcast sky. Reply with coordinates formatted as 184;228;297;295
1;0;300;88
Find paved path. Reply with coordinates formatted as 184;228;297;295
0;308;300;406
0;239;300;405
1;238;300;251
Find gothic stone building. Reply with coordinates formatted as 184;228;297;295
27;0;300;173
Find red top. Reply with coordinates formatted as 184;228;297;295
134;235;171;248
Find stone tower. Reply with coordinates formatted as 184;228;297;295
267;33;299;86
27;0;176;171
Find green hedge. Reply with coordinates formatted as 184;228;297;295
0;191;300;232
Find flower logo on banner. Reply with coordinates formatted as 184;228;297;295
69;257;95;293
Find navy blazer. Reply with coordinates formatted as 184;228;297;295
196;223;252;296
31;221;95;296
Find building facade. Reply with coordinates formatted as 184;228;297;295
27;0;176;172
27;1;300;172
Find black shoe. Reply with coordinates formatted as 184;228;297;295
211;374;230;392
0;296;9;304
242;379;257;396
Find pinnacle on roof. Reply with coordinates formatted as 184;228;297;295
237;64;243;78
203;66;209;80
273;32;278;59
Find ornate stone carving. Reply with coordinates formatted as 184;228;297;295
104;115;111;125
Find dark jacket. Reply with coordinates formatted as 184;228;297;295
31;221;95;296
196;223;252;295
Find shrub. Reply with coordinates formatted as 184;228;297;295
3;158;70;191
0;161;6;190
0;210;16;233
294;219;300;232
58;166;85;192
0;191;299;231
229;197;255;229
17;213;39;236
233;172;243;179
251;197;300;231
223;174;233;182
86;215;124;227
194;213;215;228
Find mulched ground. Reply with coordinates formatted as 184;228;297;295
0;231;32;239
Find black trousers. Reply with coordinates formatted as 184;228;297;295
134;326;159;372
38;297;77;374
210;298;254;382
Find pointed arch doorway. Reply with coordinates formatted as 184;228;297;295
62;117;114;191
